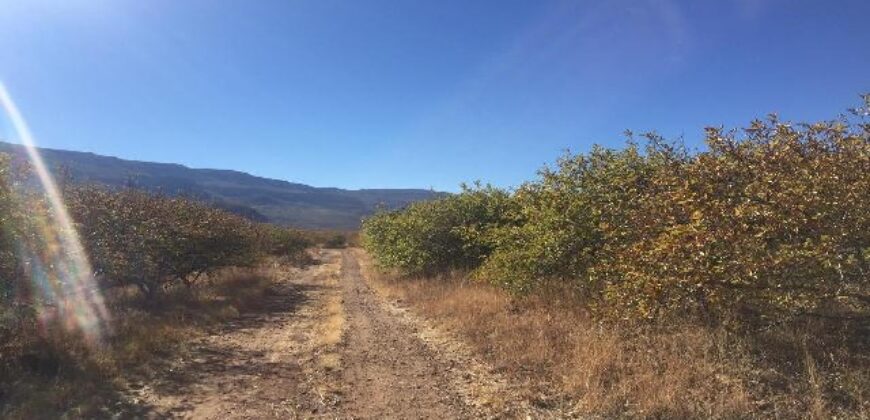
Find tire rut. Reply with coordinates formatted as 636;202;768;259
337;251;470;419
127;253;343;419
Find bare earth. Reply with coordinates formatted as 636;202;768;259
127;249;558;419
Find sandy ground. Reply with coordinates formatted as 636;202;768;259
126;249;560;419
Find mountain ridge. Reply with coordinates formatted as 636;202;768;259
0;141;443;229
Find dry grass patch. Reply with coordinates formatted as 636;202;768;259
357;251;868;418
0;264;279;419
316;266;345;371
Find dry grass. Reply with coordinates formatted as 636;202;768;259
316;265;345;371
0;264;279;419
357;251;869;418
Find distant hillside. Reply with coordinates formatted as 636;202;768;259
0;142;443;229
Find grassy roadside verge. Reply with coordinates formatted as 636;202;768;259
0;261;294;419
354;249;869;418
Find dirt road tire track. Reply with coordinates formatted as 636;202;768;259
337;250;470;419
128;252;342;418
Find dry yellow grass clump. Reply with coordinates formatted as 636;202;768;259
316;265;346;371
359;251;868;418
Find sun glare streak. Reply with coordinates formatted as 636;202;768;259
0;81;110;346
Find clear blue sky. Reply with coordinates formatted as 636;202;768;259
0;0;867;191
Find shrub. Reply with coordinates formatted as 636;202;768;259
0;155;23;308
362;183;512;275
65;187;261;296
324;233;347;249
1;164;318;414
596;116;869;319
476;142;675;294
362;96;870;321
259;225;313;262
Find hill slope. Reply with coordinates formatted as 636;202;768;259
0;141;441;229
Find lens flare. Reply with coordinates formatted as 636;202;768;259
0;82;110;346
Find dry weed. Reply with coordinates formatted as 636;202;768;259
358;251;867;418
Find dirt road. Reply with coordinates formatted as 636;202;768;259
337;251;469;418
129;249;549;419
